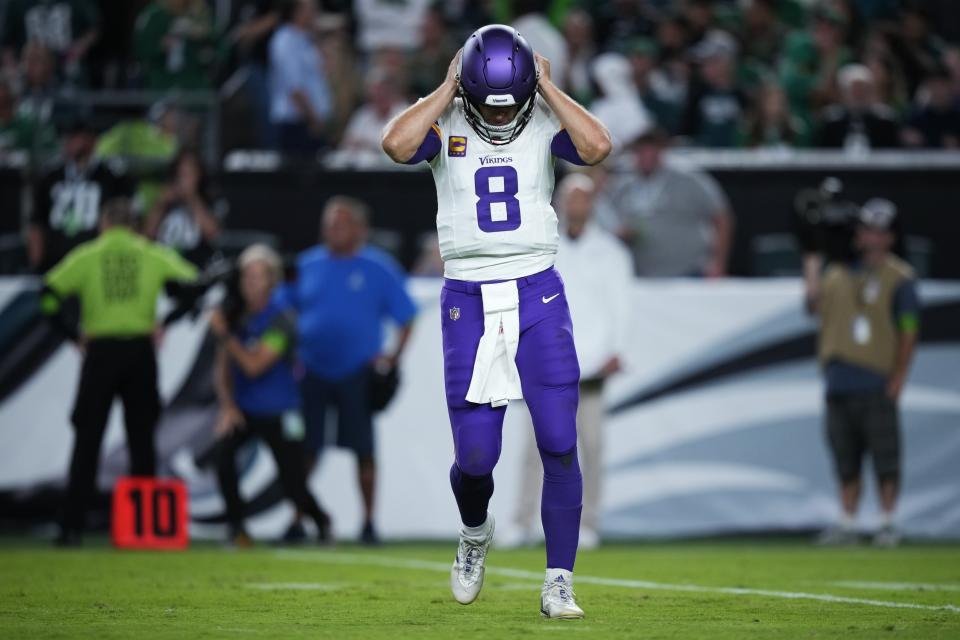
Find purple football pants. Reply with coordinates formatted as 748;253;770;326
441;268;582;571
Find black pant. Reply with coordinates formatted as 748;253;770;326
64;337;160;532
301;368;375;457
215;413;328;532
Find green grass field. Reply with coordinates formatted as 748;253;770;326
1;538;958;639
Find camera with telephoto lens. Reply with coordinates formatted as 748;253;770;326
793;177;860;265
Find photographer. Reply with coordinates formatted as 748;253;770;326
813;200;919;547
208;244;331;547
794;178;906;312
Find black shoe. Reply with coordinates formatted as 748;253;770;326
54;529;82;548
316;512;334;546
227;527;254;549
360;521;381;546
281;521;307;544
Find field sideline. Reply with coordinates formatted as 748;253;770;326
1;538;958;639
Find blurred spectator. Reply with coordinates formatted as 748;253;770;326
901;70;960;149
502;173;632;551
41;197;198;546
862;29;909;114
208;244;332;548
95;102;182;219
0;77;56;152
589;53;652;152
561;8;596;105
743;81;809;148
317;13;359;140
683;0;716;47
814;198;919;548
625;36;687;135
279;196;416;545
0;0;100;85
144;148;226;266
95;102;181;161
28;117;130;272
739;0;786;71
780;6;853;127
338;67;410;163
591;0;659;53
409;6;457;99
597;128;734;277
512;0;568;90
268;0;332;155
134;0;216;90
818;63;900;151
226;0;281;147
682;30;746;148
893;6;945;98
656;13;691;64
353;0;429;55
17;40;57;126
369;47;411;99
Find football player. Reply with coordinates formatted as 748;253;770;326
382;25;611;618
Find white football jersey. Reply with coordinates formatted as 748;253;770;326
430;97;562;281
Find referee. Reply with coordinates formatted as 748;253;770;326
41;197;198;546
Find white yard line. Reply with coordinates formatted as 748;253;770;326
274;550;960;614
831;581;960;593
246;582;346;591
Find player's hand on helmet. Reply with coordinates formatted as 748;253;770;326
446;49;462;88
534;52;551;85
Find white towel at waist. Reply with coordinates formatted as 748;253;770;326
465;280;523;407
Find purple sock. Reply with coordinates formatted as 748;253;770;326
450;463;494;528
540;447;582;571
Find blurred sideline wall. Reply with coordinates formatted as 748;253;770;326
4;153;960;278
1;278;959;540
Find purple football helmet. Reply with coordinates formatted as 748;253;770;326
457;24;538;145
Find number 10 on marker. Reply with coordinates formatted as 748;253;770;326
111;477;189;550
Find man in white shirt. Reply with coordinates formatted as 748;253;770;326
338;67;410;164
268;0;332;154
353;0;430;53
501;173;633;551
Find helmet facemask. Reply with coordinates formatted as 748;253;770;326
458;90;537;145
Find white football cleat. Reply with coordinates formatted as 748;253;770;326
450;514;495;604
540;570;584;619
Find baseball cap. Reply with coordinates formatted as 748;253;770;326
859;198;897;230
690;30;738;62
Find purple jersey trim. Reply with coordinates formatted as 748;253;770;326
550;129;587;166
404;126;442;164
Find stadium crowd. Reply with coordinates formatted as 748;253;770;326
0;0;959;161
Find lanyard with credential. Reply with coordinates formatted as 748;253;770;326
851;269;880;346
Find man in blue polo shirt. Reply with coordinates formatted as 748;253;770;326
280;195;416;544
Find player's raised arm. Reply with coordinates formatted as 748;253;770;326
381;50;461;163
535;52;612;166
